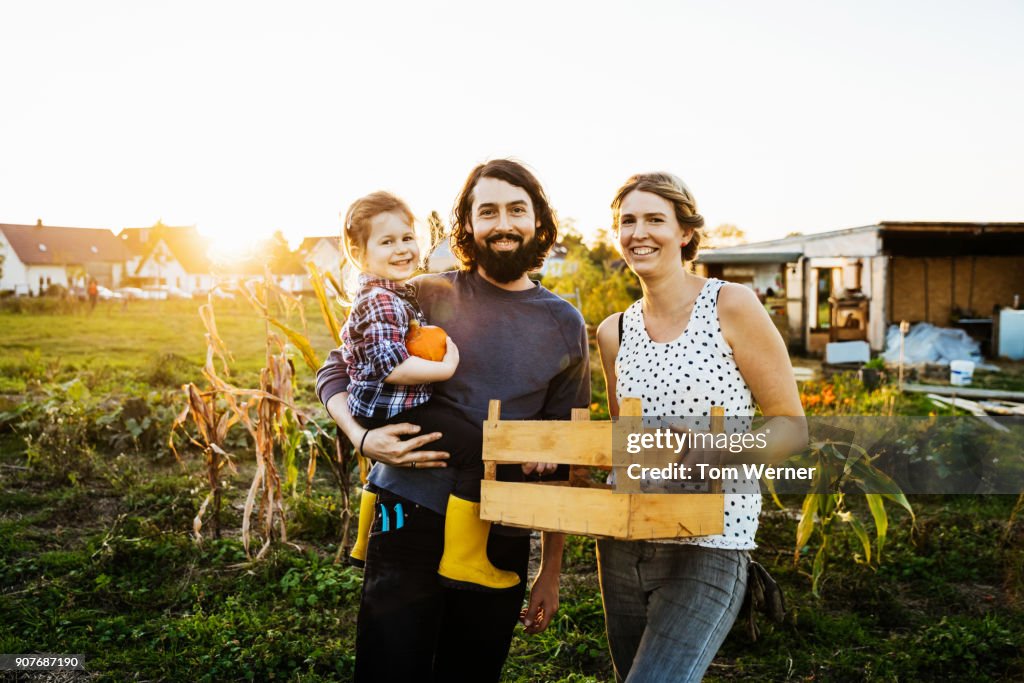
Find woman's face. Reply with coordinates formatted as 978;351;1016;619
617;190;691;277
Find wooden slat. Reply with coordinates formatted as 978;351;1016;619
627;493;725;539
904;383;1024;401
480;480;631;537
483;421;615;466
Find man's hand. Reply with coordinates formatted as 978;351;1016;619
520;569;560;634
521;461;558;476
360;423;449;468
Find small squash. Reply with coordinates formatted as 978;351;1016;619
405;320;447;361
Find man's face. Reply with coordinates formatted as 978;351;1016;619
467;176;541;283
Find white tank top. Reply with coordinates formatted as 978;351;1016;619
615;278;760;549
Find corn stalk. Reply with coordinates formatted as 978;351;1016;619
240;266;361;562
169;383;239;541
172;283;331;557
792;439;915;597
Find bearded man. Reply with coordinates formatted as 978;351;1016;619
316;159;590;682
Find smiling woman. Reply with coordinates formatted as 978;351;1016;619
594;171;806;682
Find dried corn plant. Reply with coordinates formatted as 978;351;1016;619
173;263;362;562
241;265;364;562
169;383;239;541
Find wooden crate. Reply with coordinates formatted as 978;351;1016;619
479;397;725;540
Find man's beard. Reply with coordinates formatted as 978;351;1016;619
473;233;542;283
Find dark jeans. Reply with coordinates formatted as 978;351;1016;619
358;399;485;501
355;489;530;683
597;540;749;683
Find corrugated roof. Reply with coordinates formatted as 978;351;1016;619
0;222;128;265
698;251;803;264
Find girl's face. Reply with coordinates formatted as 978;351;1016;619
357;211;420;282
617;190;692;277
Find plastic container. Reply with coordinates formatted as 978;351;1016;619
950;360;975;386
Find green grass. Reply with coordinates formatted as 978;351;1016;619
0;298;337;393
2;306;1023;680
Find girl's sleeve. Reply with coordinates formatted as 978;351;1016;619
351;293;412;382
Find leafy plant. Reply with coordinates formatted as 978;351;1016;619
791;438;915;597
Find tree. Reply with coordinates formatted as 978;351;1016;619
702;223;747;249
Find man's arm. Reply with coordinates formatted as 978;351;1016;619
521;531;564;634
523;314;591;633
317;349;449;468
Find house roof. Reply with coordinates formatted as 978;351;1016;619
696;221;1024;264
0;222;129;265
298;236;341;253
119;224;212;274
699;251;803;265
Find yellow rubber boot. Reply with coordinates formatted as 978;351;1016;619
438;495;520;590
349;488;377;568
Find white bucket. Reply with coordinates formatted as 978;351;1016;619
950;360;975;386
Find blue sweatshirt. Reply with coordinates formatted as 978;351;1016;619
315;269;591;514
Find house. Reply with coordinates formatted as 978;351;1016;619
0;220;128;295
695;221;1024;355
425;238;459;273
286;236;345;292
537;244;577;278
118;222;215;294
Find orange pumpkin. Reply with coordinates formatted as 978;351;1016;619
405;320;447;361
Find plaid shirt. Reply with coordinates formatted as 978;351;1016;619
342;273;432;419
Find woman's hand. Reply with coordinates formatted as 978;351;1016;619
521;461;558;476
358;423;449;468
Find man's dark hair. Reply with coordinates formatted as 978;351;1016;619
450;159;558;271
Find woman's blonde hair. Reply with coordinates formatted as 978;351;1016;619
610;172;705;262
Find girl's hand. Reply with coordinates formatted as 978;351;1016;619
439;337;460;379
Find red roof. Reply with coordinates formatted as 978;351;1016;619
0;222;128;265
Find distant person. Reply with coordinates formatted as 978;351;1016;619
87;279;99;311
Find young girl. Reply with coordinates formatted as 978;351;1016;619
340;190;519;591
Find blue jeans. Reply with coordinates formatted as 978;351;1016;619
596;540;749;683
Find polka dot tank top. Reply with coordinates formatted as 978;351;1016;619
615;278;760;550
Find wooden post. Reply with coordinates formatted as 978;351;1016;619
484;400;501;481
709;405;725;494
569;407;593;486
898;320;909;390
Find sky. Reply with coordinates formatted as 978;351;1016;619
2;0;1022;255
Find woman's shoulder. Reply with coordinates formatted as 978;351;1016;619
596;299;640;349
596;312;622;344
715;281;762;316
